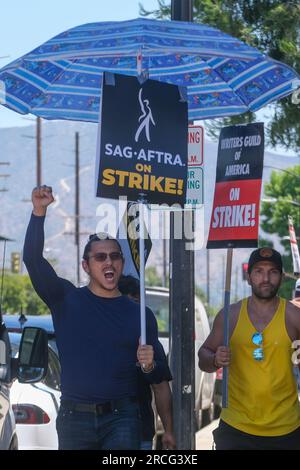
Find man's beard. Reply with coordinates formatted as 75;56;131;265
251;282;280;300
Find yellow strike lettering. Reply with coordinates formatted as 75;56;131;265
165;178;177;194
143;174;149;190
115;170;129;187
128;172;143;189
136;163;152;173
150;175;164;192
102;169;116;186
177;179;183;195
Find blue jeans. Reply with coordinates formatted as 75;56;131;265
56;401;141;450
140;440;153;450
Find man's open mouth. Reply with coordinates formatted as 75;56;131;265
104;270;114;280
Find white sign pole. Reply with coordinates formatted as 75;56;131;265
288;216;300;275
139;198;146;345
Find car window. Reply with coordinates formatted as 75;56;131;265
9;332;21;357
146;292;169;336
43;348;61;391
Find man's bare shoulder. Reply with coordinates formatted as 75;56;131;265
216;299;243;324
286;299;300;312
286;299;300;326
290;298;300;309
286;301;300;319
230;299;243;316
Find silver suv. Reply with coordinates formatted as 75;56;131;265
146;287;216;433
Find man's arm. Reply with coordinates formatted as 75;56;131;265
23;186;72;307
198;310;231;372
152;381;176;450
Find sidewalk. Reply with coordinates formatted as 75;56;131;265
195;420;219;450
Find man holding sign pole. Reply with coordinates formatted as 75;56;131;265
198;247;300;450
23;185;167;450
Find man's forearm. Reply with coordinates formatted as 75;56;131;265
33;207;47;217
23;213;46;264
152;381;173;433
198;347;218;373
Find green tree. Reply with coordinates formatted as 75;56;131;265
195;285;218;317
139;1;300;151
1;273;49;315
22;276;49;315
1;273;26;314
260;165;300;298
145;266;163;286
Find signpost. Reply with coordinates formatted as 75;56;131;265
170;0;195;451
186;125;204;206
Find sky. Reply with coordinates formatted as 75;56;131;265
0;0;159;128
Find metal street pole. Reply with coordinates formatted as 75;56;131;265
170;0;195;450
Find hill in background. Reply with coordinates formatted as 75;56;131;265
0;120;299;307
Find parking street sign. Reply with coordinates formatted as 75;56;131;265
186;125;204;207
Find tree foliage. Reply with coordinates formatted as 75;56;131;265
1;273;49;315
260;165;300;298
139;1;300;151
145;266;163;286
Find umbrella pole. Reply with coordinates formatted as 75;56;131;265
138;195;146;345
222;247;233;408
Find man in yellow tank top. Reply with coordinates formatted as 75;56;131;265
198;247;300;450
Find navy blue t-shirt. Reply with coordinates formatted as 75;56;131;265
23;214;166;404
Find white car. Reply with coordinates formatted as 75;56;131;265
8;329;61;450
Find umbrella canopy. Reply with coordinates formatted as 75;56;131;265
0;17;299;122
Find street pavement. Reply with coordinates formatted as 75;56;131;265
195;419;219;450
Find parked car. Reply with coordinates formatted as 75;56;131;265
145;287;216;431
8;331;60;450
4;315;60;450
0;318;48;450
0;322;17;450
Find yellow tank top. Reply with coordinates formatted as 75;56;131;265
221;297;300;436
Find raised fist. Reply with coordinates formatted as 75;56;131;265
32;185;54;216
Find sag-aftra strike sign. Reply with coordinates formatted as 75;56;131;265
207;123;264;249
96;73;188;206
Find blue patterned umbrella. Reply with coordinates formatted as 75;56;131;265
0;17;299;122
